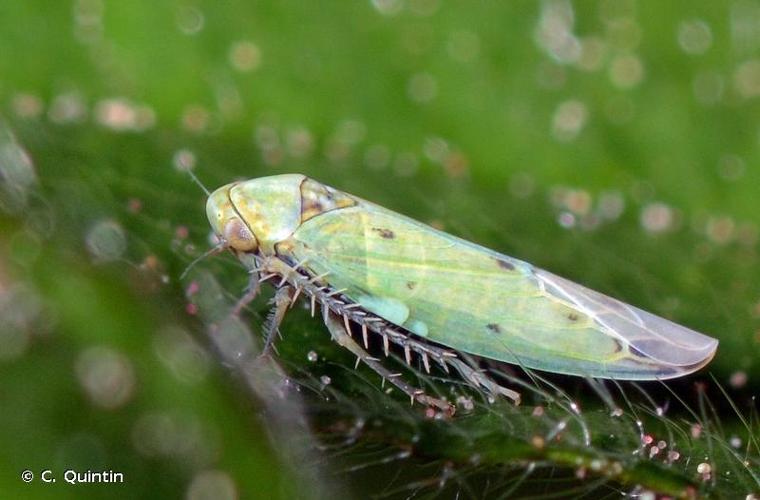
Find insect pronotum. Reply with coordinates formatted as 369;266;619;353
205;174;718;412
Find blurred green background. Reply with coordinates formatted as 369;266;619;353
1;0;759;498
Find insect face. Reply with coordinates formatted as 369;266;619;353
206;183;259;253
206;174;307;256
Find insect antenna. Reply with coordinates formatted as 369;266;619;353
180;242;225;280
185;168;211;196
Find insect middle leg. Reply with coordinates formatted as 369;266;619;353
322;307;454;415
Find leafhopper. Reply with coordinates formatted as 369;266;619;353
205;174;718;411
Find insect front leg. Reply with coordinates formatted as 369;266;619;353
261;285;295;356
321;307;454;415
230;268;262;318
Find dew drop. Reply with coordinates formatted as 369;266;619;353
677;19;713;55
552;100;587;142
0;125;37;214
640;203;675;233
730;371;748;389
176;6;204;35
75;346;136;409
307;351;318;362
229;40;262;72
86;220;127;262
186;470;237;500
609;54;645;89
690;424;702;438
407;72;438;103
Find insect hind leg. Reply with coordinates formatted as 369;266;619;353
322;307;454;415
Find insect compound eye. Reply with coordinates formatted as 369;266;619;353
223;218;258;252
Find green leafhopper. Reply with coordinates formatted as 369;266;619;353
205;174;718;411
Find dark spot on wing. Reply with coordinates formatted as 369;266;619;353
372;227;395;239
495;258;515;271
486;323;502;334
406;281;417;290
628;345;647;359
612;339;623;353
567;312;579;322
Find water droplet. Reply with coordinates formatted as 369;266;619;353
186;470;237;500
534;0;581;64
677;19;713;55
229;41;262;72
182;105;211;133
447;31;479;63
75;346;136;409
407;73;437;103
285;127;315;159
552;100;588;142
176;6;204;35
609;54;645;89
307;351;318;362
11;93;44;119
557;211;576;229
95;98;154;132
0;125;37;214
692;71;724;105
640;203;675;233
706;215;736;244
371;0;403;16
690;424;702;438
320;375;331;386
48;92;87;124
734;59;760;99
86;220;127;262
729;371;748;388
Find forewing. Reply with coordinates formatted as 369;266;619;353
285;204;717;380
